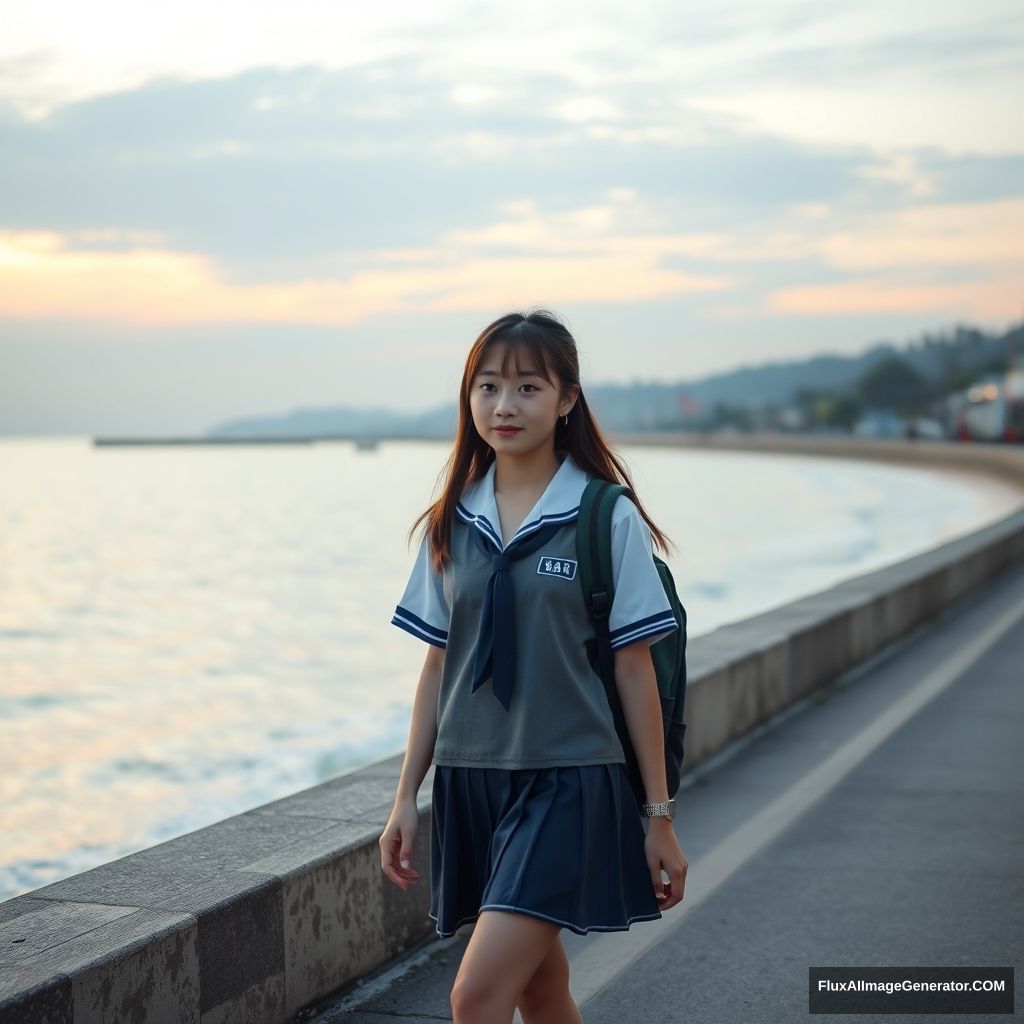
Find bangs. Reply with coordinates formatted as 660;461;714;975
488;323;556;384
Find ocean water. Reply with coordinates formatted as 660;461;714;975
0;436;1020;901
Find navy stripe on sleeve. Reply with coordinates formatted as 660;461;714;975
391;606;448;648
608;609;677;650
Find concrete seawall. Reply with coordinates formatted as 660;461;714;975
3;435;1023;1023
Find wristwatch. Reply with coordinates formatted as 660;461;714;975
641;799;676;821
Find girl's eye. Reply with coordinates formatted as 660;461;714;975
478;382;540;392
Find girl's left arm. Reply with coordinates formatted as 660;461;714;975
613;641;669;804
614;640;688;910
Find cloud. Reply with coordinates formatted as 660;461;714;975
815;198;1024;270
3;189;1020;326
0;204;740;325
685;197;1024;319
769;274;1020;319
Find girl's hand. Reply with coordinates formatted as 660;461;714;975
644;819;688;911
378;797;421;890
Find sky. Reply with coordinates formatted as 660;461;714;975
1;0;1022;435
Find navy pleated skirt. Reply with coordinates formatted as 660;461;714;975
428;761;663;939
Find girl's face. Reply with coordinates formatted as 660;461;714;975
469;343;575;456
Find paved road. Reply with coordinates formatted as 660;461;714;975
307;561;1024;1024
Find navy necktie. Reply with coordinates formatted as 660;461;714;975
471;519;566;711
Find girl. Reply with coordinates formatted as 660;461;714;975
379;309;688;1024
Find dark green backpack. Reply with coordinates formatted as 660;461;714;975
576;478;688;805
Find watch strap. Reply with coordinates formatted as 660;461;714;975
641;799;675;820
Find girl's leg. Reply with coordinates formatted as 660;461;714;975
450;909;563;1024
516;932;583;1024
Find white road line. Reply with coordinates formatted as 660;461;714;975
568;589;1024;1011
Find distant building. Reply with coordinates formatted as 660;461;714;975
942;371;1024;442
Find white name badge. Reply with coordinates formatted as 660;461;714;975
536;555;578;580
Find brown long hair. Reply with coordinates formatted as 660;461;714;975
408;308;675;572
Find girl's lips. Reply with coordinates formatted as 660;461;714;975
494;427;522;433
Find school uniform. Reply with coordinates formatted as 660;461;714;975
391;450;678;938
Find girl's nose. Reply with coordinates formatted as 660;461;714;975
494;387;518;413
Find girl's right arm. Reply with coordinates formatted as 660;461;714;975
379;644;445;889
395;643;444;804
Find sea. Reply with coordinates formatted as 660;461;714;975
1;436;1021;901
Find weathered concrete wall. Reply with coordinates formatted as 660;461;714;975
2;436;1022;1023
681;508;1024;763
0;758;435;1023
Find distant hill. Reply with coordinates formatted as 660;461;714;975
206;320;1022;437
208;403;457;439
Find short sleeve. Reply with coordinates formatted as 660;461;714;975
607;496;677;651
390;530;450;649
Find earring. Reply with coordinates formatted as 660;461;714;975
562;413;568;427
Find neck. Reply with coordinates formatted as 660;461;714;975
493;446;564;497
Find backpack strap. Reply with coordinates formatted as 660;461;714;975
580;479;656;805
579;479;690;804
578;478;631;717
578;479;629;688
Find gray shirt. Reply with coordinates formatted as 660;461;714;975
391;452;677;769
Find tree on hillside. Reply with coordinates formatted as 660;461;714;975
941;354;977;393
856;356;931;414
709;400;755;432
790;386;861;429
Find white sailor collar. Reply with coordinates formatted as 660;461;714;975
456;450;590;552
